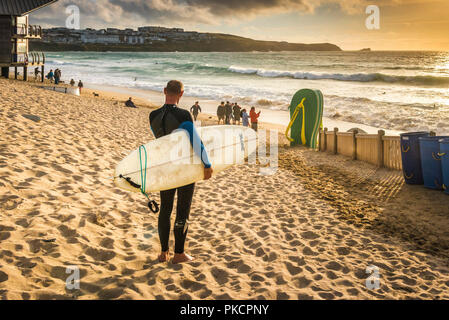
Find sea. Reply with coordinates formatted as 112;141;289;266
46;51;449;134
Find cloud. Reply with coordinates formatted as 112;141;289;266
29;0;432;28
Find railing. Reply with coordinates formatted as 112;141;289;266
319;128;403;170
11;52;45;65
28;25;42;38
12;24;42;38
28;52;45;65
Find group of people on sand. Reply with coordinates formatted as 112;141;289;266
69;78;84;93
44;68;84;93
45;68;62;84
189;100;261;131
216;101;262;131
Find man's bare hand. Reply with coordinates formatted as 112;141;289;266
204;167;213;180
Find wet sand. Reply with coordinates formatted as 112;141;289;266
1;78;449;299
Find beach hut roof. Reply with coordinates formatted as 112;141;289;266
0;0;58;16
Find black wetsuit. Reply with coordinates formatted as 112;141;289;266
225;103;232;124
149;104;211;254
190;104;201;121
125;99;137;108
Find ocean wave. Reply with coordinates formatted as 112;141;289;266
228;66;449;86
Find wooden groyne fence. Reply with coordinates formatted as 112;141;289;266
318;128;406;171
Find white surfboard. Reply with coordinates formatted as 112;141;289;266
114;125;258;193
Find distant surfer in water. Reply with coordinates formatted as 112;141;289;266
149;80;213;264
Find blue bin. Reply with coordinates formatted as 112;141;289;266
400;132;429;184
440;139;449;195
419;136;447;190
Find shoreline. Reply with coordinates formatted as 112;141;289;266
83;82;402;136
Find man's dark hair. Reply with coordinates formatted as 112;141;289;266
165;80;184;95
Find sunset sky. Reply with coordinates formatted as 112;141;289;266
31;0;449;51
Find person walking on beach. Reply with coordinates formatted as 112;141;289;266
241;109;250;127
70;79;75;87
233;103;241;125
225;101;232;125
250;107;261;131
34;67;40;81
125;97;137;108
190;101;202;121
54;69;61;85
46;69;54;83
149;80;213;264
78;80;83;94
217;102;225;124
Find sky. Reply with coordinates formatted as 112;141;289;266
30;0;449;51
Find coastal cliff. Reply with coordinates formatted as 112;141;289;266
30;33;341;52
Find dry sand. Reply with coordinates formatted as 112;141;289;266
1;78;449;300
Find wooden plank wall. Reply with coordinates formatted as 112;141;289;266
319;128;403;170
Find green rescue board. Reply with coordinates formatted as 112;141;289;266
288;89;324;149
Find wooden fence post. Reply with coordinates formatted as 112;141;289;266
352;129;358;160
318;129;322;151
323;127;328;152
333;127;338;155
377;130;385;168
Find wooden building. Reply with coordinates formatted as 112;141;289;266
0;0;58;82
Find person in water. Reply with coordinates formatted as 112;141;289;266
217;102;225;124
149;80;213;264
190;101;202;121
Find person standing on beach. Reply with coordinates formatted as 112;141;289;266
241;109;250;127
233;103;241;125
250;107;261;131
225;101;232;125
70;79;75;87
217;102;225;124
78;80;83;94
46;69;54;83
190;101;202;121
34;67;40;81
149;80;213;264
54;69;61;85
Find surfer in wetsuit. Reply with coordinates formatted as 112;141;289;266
190;101;201;121
149;80;213;264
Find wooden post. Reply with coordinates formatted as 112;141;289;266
377;130;385;168
333;127;338;155
352;129;358;160
41;65;45;83
323;127;328;152
14;67;18;79
318;129;322;151
1;67;9;78
23;66;28;81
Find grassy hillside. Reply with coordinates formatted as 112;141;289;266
30;33;341;52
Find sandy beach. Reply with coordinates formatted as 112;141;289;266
1;78;449;300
